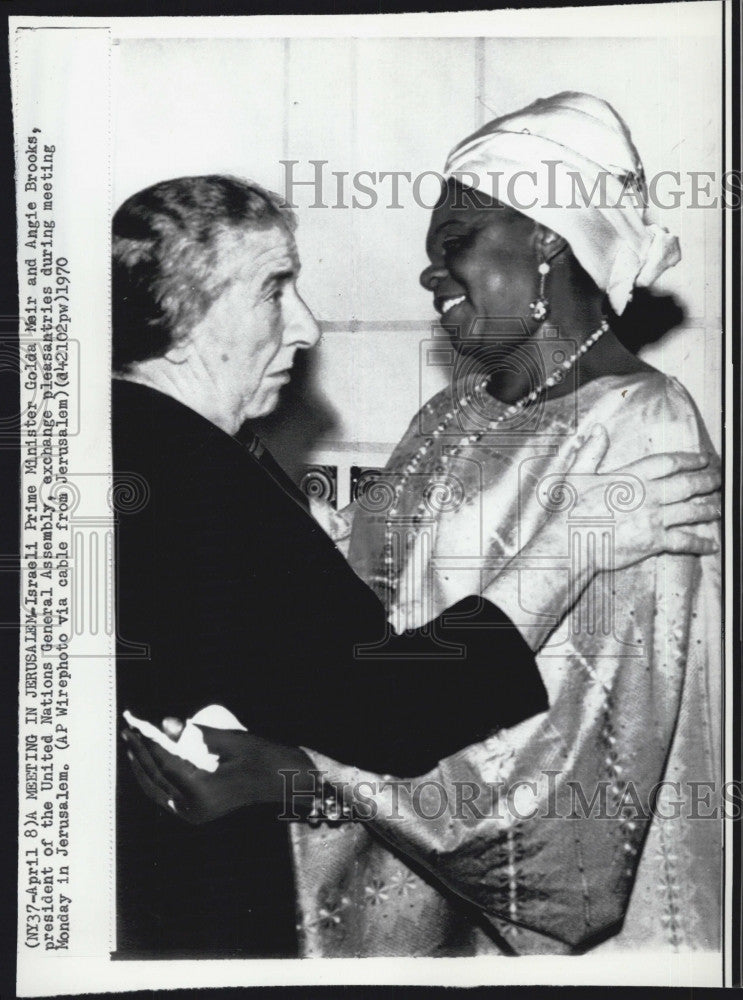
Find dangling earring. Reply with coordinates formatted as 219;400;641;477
529;260;550;321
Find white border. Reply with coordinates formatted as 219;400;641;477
12;4;731;993
10;2;720;38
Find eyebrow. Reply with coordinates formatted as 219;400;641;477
261;266;298;291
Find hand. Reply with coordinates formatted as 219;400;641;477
122;722;314;824
483;427;720;652
310;497;355;552
541;425;720;571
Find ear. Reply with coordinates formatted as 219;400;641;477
533;224;568;263
162;335;193;366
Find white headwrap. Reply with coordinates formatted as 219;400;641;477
444;92;681;314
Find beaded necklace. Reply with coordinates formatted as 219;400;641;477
381;318;610;611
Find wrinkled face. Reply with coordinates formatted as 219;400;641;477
186;224;320;428
420;179;539;359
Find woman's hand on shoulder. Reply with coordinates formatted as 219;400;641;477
541;425;720;572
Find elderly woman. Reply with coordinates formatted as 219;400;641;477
289;93;722;957
126;97;721;958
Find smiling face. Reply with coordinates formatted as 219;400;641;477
185;224;320;430
420;179;541;359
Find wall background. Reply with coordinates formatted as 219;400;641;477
113;16;722;504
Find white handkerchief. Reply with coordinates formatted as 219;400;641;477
123;705;247;773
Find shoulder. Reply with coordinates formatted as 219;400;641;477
111;380;274;534
113;379;249;471
415;385;455;429
576;369;714;463
384;385;455;465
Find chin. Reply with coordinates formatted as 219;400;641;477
444;327;491;360
442;314;487;351
448;324;533;364
242;391;281;422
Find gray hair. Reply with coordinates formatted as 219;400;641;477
112;175;296;372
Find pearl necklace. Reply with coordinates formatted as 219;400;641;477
381;319;610;610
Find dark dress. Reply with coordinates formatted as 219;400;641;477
112;378;547;957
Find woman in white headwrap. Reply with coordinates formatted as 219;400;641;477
292;94;722;958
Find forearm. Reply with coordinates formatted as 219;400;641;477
257;740;318;814
266;595;546;778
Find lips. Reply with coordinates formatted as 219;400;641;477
265;366;293;385
435;293;467;317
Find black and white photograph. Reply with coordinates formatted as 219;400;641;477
10;3;740;992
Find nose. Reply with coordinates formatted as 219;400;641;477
284;287;321;350
420;261;448;292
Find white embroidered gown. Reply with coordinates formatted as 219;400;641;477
291;369;722;958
